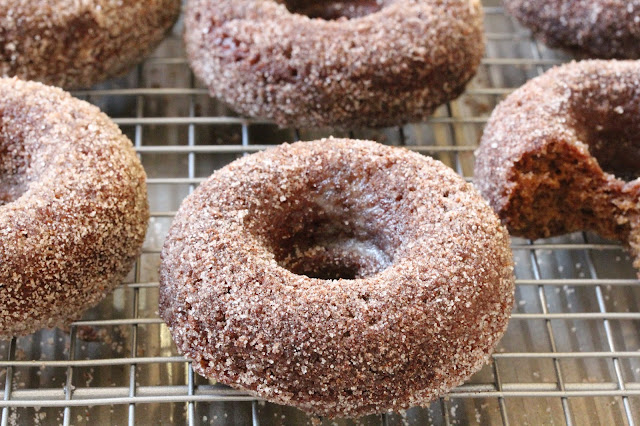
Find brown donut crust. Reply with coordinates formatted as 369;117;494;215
474;60;640;274
0;0;181;89
159;139;514;418
184;0;485;128
505;0;640;59
0;78;149;339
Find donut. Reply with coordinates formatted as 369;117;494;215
0;0;181;89
505;0;640;59
0;78;149;339
184;0;485;128
159;138;514;417
474;60;640;275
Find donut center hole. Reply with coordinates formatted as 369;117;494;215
279;231;390;280
256;199;393;280
0;144;31;206
572;90;640;182
582;126;640;182
283;0;385;20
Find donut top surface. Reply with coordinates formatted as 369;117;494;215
474;60;640;272
160;138;514;417
0;0;181;88
0;77;149;338
475;60;640;213
505;0;640;59
184;0;485;127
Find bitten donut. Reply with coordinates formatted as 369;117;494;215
184;0;485;128
160;139;514;417
0;0;181;89
475;60;640;275
0;78;149;339
505;0;640;59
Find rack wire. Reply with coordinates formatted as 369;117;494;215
1;1;640;424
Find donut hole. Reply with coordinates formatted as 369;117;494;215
584;127;640;182
253;197;395;280
278;231;390;280
282;0;386;20
0;143;31;206
273;211;392;280
571;91;640;182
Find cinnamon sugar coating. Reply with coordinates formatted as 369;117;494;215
160;139;514;418
184;0;485;128
0;0;181;89
0;78;149;339
505;0;640;59
475;60;640;275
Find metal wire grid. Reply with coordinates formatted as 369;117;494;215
1;2;640;425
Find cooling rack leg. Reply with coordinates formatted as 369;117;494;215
62;327;77;426
128;65;146;426
582;233;636;426
1;338;16;426
398;126;406;147
128;272;141;426
187;363;195;426
530;245;574;425
492;359;510;426
251;400;260;426
440;397;451;426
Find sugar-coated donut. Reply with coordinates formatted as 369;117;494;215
474;60;640;275
184;0;485;128
159;138;514;418
0;78;149;339
505;0;640;59
0;0;181;89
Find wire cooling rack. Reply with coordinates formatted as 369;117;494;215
1;1;640;425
